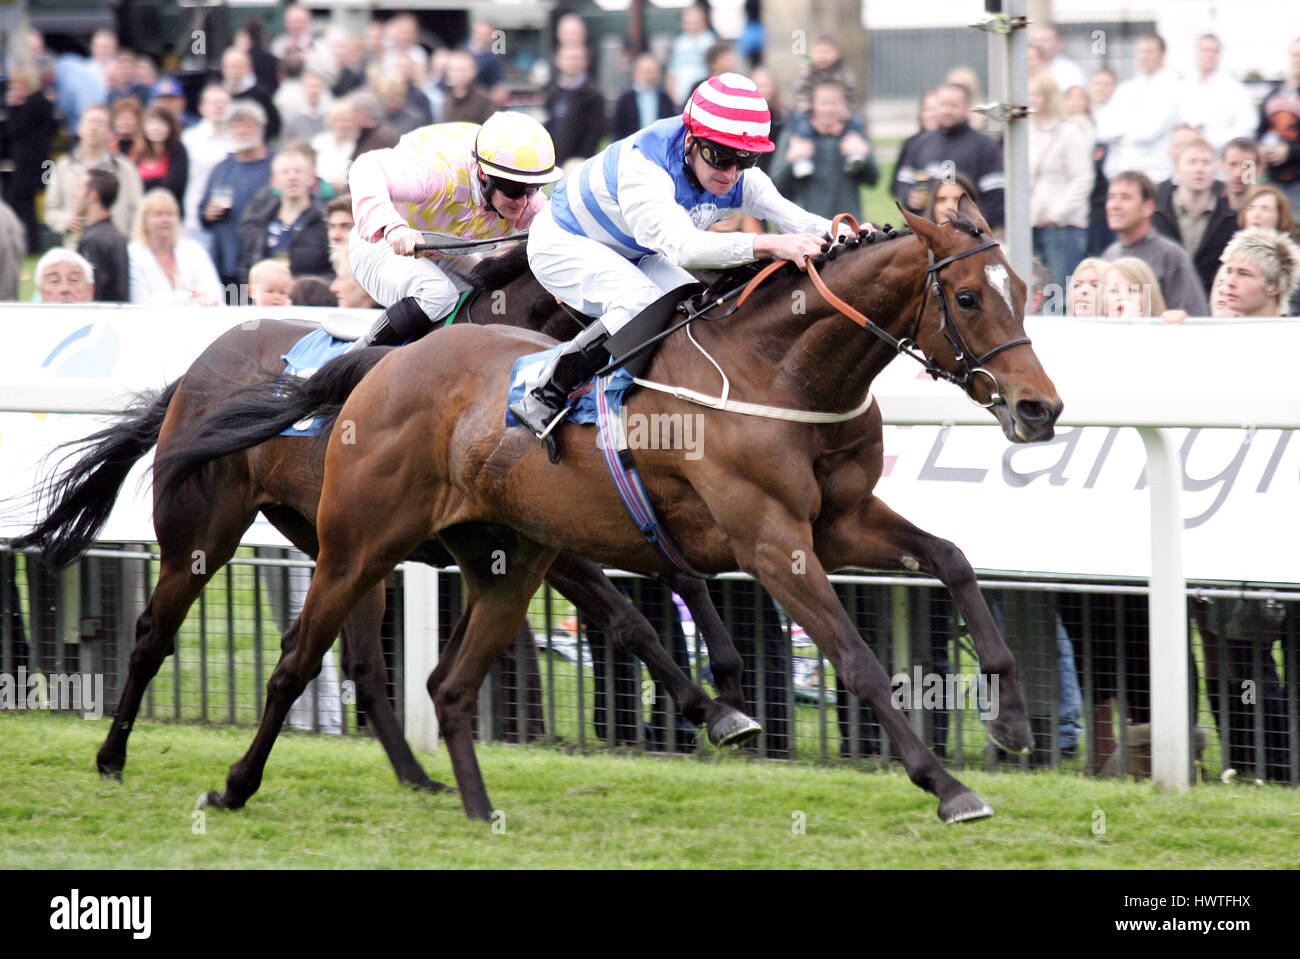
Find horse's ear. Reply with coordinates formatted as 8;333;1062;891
957;193;992;234
898;203;946;251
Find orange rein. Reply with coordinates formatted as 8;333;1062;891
735;213;874;330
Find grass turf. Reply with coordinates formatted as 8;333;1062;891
2;711;1297;869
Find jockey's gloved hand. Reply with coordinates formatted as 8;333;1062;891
384;225;424;257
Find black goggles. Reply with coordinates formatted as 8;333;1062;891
695;139;759;171
487;176;539;200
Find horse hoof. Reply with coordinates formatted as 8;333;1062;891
201;789;243;810
938;791;994;824
405;776;457;795
988;718;1033;755
96;755;124;781
707;709;762;749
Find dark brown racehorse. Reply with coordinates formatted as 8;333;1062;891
197;200;1063;824
14;246;758;791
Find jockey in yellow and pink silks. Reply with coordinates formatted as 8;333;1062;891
347;112;563;347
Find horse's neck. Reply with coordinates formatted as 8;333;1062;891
466;274;582;339
757;238;928;412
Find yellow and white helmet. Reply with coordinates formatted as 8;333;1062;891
473;111;564;185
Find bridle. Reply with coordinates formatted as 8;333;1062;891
790;213;1032;409
910;241;1032;408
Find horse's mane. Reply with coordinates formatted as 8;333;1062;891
467;243;531;291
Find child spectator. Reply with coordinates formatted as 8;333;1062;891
248;259;294;306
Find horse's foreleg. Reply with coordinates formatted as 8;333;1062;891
818;495;1034;755
545;554;759;749
339;582;450;792
729;507;991;823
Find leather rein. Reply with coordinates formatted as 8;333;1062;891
737;212;1031;409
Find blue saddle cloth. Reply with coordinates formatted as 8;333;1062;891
279;328;353;436
504;345;635;428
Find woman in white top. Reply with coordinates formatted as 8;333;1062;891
128;187;224;305
311;100;358;194
1028;73;1094;292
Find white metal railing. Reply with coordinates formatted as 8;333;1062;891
3;313;1297;784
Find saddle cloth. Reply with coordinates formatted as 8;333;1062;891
503;346;634;428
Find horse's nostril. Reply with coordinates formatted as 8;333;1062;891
1017;399;1049;424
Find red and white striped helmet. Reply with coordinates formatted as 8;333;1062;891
682;73;775;153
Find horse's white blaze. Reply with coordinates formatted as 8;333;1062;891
986;264;1014;314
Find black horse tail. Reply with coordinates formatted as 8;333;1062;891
153;345;393;506
12;380;182;571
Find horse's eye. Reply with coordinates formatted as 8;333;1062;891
956;291;979;310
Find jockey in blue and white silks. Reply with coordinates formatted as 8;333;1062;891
511;72;835;439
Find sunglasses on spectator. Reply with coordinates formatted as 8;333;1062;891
694;139;759;171
488;177;539;200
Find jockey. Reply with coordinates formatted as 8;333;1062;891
348;111;563;347
510;72;835;439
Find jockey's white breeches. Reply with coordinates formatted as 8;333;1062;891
348;228;480;319
526;205;695;335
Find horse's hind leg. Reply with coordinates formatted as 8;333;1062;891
820;494;1034;755
339;583;450;792
434;529;557;821
659;571;755;733
545;554;759;749
96;501;255;779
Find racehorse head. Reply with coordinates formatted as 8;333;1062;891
898;197;1062;443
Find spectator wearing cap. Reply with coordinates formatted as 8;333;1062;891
349;91;401;161
152;76;198;129
221;47;282;143
1152;136;1238;296
1102;170;1210;315
200;100;274;291
1179;34;1255;154
612;54;677;142
544;45;606;165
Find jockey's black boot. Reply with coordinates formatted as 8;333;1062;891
350;296;434;350
509;321;611;443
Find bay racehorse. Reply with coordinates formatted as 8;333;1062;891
198;199;1063;824
13;246;759;791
